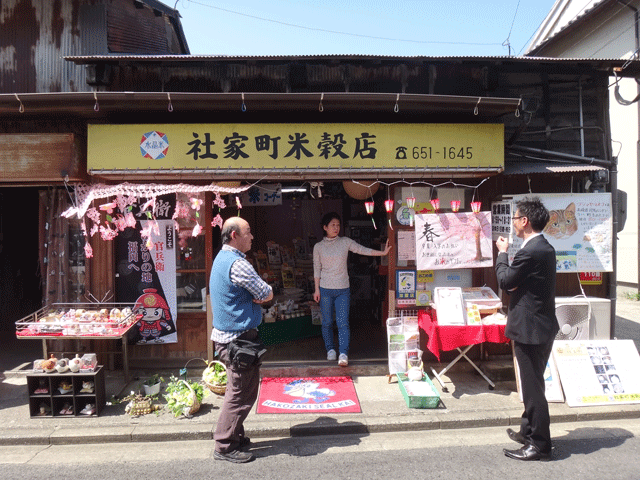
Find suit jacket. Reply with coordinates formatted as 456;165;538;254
495;234;559;345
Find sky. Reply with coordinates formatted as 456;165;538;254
174;0;559;57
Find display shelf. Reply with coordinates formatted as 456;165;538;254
15;302;138;338
26;366;105;418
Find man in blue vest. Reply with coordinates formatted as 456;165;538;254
210;217;273;463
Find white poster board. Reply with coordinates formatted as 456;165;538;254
397;230;416;261
552;340;640;407
414;212;493;270
490;201;514;241
515;350;564;403
506;193;613;272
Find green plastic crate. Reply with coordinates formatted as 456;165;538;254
397;372;441;409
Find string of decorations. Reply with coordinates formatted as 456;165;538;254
60;175;491;259
350;177;490;229
61;181;257;259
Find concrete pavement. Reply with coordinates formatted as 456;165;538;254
1;294;639;446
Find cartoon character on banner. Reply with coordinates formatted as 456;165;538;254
133;288;175;344
283;379;336;404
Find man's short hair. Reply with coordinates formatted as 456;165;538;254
516;197;550;232
220;220;240;245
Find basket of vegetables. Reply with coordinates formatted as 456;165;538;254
202;360;227;395
164;375;205;418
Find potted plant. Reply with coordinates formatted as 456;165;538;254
164;375;206;418
142;374;164;396
202;360;227;396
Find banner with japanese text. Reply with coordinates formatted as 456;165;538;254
88;123;504;171
116;196;177;345
414;212;493;270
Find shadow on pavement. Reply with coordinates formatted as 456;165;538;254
251;416;367;457
551;426;634;461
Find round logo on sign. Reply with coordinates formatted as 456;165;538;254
140;131;169;160
396;205;413;226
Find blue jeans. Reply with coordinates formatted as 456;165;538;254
319;287;350;355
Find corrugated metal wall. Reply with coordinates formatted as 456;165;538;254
107;1;169;54
0;0;183;94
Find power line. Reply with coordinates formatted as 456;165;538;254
502;0;522;56
186;0;502;47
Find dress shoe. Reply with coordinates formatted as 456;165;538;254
214;449;254;463
506;428;527;445
503;444;551;462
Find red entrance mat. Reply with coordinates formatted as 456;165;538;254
257;376;361;414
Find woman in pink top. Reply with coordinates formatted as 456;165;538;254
313;212;391;366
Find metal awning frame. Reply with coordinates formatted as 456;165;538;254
0;91;522;118
88;165;503;182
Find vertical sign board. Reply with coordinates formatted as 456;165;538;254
415;212;493;271
504;193;613;272
552;340;640;407
116;195;178;345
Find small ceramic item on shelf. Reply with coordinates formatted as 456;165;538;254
58;381;73;394
34;379;48;394
32;359;44;373
79;381;94;393
42;354;57;373
80;403;96;415
59;402;73;415
55;358;70;373
80;353;98;372
69;354;82;373
38;402;51;416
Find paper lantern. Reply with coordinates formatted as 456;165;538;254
384;199;394;230
450;200;461;212
406;197;416;209
430;198;440;211
471;201;482;213
364;201;377;229
364;201;375;214
343;181;380;200
384;199;394;213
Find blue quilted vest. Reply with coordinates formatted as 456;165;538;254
209;249;262;332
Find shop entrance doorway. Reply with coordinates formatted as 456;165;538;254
233;181;388;363
0;187;44;371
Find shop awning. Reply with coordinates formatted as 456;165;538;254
503;161;605;175
505;144;611;175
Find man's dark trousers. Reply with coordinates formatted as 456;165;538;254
514;339;554;453
214;328;261;453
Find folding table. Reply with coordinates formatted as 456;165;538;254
418;309;509;392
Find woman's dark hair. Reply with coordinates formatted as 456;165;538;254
321;212;341;236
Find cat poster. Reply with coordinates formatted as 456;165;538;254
506;193;612;273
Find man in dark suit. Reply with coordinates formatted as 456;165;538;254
495;197;558;461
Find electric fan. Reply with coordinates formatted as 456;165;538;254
554;302;591;340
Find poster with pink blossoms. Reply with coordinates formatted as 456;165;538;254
414;212;493;271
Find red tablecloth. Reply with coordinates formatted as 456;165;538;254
418;309;509;361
